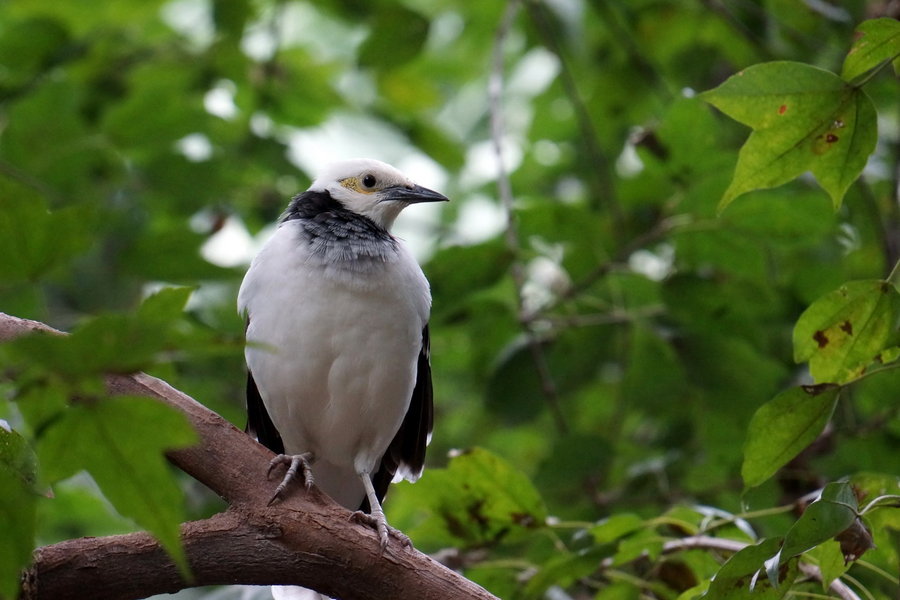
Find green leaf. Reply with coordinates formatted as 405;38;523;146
523;545;608;599
9;286;193;378
409;447;546;548
613;529;664;565
705;538;797;600
212;0;252;39
0;425;37;599
590;513;646;544
0;16;70;89
0;185;94;284
764;483;859;586
701;61;877;210
793;280;900;384
37;396;197;574
742;385;840;488
358;5;430;69
0;462;36;600
622;325;688;412
137;286;194;322
427;238;514;322
0;422;37;492
782;481;858;559
841;18;900;83
805;540;849;590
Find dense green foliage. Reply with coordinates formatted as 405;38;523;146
1;1;899;599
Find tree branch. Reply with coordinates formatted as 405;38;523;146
0;312;497;600
489;0;568;435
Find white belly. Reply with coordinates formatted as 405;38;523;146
239;222;430;506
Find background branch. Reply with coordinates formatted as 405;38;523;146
489;0;568;435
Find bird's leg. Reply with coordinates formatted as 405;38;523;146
266;452;316;506
350;471;412;552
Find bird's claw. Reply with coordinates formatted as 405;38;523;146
350;509;412;552
267;453;315;505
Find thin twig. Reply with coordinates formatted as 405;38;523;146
489;0;568;434
524;0;622;226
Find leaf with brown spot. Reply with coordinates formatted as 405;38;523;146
835;517;875;564
841;18;900;83
700;61;877;211
793;280;900;384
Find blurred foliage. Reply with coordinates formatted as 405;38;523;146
1;1;899;600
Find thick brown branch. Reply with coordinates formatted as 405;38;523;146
0;312;497;600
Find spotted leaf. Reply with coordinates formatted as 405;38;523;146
701;61;877;211
793;280;900;384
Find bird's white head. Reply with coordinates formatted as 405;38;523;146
308;158;448;230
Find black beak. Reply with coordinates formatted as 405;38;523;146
382;184;449;204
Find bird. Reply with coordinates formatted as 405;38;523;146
238;158;446;600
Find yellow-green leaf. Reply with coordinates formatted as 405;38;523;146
841;18;900;83
793;280;900;384
701;61;877;211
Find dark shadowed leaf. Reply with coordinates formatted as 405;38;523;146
408;447;546;548
764;482;858;586
427;238;514;322
358;5;429;69
524;545;608;599
0;425;37;599
8;287;193;377
37;396;197;575
705;538;797;600
0;185;94;284
782;481;858;560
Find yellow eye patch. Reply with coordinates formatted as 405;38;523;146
339;177;375;193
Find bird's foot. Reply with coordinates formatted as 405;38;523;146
267;452;315;506
350;509;412;553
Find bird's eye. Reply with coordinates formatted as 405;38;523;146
362;174;377;189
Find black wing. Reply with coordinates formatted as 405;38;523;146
362;325;434;512
246;368;285;454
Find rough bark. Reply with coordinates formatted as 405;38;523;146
1;312;497;600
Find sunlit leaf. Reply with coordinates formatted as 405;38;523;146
793;280;900;384
701;61;877;210
37;396;197;575
841;18;900;83
742;385;839;488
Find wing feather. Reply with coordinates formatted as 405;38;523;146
363;325;434;511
